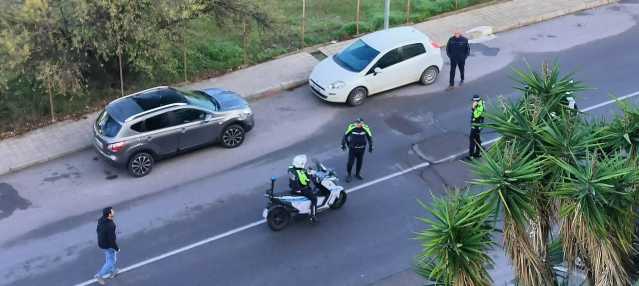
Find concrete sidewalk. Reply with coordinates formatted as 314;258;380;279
0;0;617;176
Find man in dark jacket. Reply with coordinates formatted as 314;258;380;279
342;118;373;183
446;31;470;89
94;207;119;285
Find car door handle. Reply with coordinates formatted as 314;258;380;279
144;136;152;141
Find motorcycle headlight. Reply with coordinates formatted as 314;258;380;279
329;81;345;90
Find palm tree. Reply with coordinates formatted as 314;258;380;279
550;151;639;286
469;141;556;286
416;62;639;285
415;191;495;286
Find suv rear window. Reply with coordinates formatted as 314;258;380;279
131;111;179;133
97;111;122;137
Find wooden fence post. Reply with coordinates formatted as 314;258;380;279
183;25;188;82
243;17;250;65
406;0;411;23
301;0;306;48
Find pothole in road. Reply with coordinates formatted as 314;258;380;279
42;163;81;183
384;114;424;135
0;183;31;220
470;43;500;57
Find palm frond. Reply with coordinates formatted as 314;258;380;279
470;142;544;226
415;191;496;286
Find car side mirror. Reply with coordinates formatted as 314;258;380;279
374;67;382;75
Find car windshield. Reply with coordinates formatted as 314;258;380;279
333;39;380;72
97;111;122;137
177;88;219;111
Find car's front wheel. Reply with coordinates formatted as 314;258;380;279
128;152;154;177
220;124;245;148
420;66;439;85
346;87;368;106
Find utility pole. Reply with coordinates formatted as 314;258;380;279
384;0;390;29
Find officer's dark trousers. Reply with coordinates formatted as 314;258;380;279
449;58;466;86
347;147;365;176
296;187;317;216
469;128;482;157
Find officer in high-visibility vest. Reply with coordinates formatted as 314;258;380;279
341;118;373;182
467;95;484;159
288;155;317;222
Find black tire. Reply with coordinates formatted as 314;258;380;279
346;87;368;106
127;152;154;177
267;206;291;231
420;66;439;85
329;191;347;209
220;124;245;148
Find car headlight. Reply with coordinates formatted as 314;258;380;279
329;81;345;90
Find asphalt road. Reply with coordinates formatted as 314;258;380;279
2;2;639;286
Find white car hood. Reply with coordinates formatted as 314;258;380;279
309;56;360;89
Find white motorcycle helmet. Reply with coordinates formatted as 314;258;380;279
292;154;308;169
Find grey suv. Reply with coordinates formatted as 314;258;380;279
93;86;254;177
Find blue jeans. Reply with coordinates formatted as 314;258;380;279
96;248;117;278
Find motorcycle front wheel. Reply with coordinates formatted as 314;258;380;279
267;206;291;231
329;192;347;209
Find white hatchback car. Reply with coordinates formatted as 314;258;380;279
309;26;444;106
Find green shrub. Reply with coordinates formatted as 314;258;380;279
335;21;373;39
370;12;405;30
188;41;244;73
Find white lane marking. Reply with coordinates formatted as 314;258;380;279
73;162;430;286
581;91;639;112
345;161;430;194
74;90;639;285
433;90;639;164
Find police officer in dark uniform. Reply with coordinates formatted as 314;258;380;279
467;94;484;159
289;155;318;222
446;31;470;89
342;118;373;183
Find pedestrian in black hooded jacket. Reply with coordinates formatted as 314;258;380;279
446;31;470;88
94;207;119;285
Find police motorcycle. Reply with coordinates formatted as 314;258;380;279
263;155;347;231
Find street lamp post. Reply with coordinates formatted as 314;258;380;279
384;0;390;30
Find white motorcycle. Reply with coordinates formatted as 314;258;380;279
263;155;347;231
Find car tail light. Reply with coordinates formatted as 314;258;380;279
108;142;126;153
431;41;441;49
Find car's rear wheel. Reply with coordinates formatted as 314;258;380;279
128;152;154;177
347;87;368;106
220;124;245;148
420;66;439;85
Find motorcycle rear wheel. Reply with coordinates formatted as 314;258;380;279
267;206;291;231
